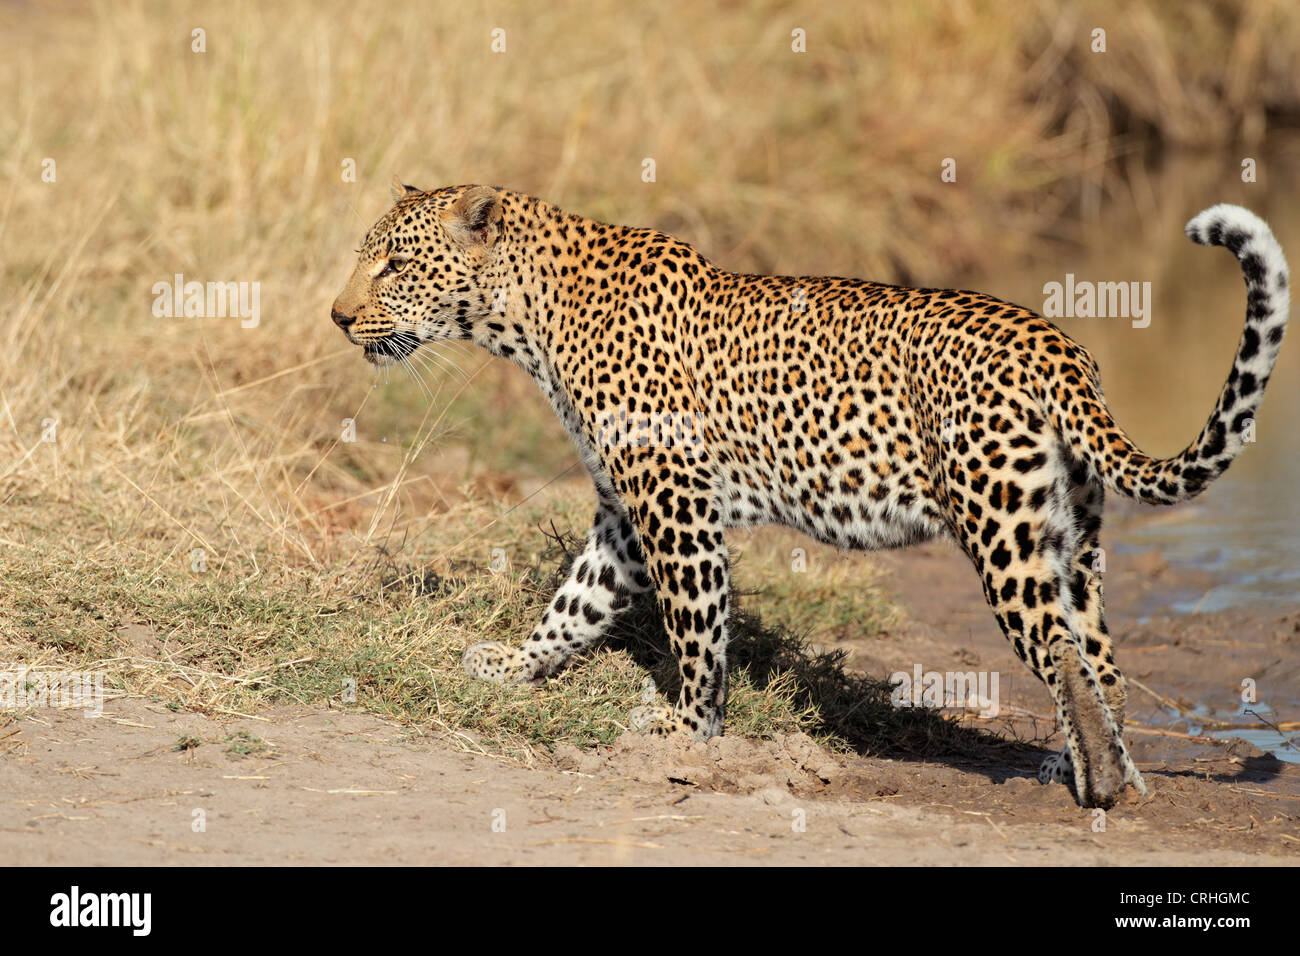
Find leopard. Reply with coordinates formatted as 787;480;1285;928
331;178;1289;809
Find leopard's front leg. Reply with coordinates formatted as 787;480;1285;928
462;500;650;684
625;485;730;740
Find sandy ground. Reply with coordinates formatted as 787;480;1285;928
3;521;1298;866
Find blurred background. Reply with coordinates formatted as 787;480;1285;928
2;0;1299;670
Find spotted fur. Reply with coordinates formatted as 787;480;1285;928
332;181;1289;809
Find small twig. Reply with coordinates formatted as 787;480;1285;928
1243;709;1300;750
1125;725;1221;742
1129;677;1293;732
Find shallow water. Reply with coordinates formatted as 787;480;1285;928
1208;728;1300;764
1137;694;1300;764
980;163;1300;613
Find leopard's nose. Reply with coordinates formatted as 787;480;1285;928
331;309;355;330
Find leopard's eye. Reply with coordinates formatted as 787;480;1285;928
380;257;411;277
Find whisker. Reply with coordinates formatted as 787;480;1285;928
386;332;436;404
384;322;471;384
412;346;465;384
405;349;439;405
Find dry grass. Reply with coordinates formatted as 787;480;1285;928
2;0;1299;761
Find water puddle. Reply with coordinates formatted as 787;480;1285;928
1147;699;1300;765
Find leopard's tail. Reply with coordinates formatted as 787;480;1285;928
1061;204;1290;505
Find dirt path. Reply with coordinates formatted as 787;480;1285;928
4;528;1298;866
1;697;1294;866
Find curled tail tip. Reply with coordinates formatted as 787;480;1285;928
1185;203;1288;296
1185;203;1278;250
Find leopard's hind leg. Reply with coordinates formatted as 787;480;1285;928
948;432;1141;808
1037;472;1146;797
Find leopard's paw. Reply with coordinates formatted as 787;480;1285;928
1037;749;1073;786
462;642;530;685
628;703;679;735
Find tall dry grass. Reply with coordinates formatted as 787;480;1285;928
1;0;1298;751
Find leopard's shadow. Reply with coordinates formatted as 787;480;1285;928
514;530;1045;785
602;585;1052;782
599;591;1295;793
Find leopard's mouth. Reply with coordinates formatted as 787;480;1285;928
362;335;418;366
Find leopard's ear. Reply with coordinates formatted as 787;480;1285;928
443;185;503;248
390;175;423;203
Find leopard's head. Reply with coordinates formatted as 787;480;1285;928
331;179;504;366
